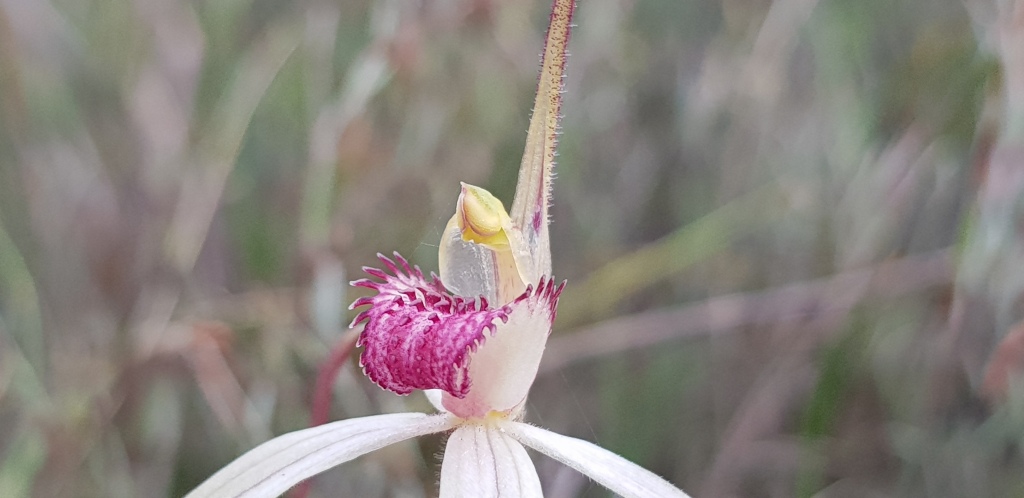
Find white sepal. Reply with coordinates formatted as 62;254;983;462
439;424;543;498
504;421;691;498
187;412;454;498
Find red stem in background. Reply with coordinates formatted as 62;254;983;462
310;329;360;426
290;329;360;498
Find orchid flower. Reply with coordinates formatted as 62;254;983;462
187;1;690;496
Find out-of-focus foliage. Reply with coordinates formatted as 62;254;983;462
0;0;1022;496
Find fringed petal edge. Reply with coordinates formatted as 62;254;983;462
351;253;509;397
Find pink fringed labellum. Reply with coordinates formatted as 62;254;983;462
352;253;563;418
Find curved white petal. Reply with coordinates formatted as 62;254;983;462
439;424;543;498
504;421;691;498
187;412;455;498
424;389;448;413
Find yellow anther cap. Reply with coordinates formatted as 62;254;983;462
457;183;511;248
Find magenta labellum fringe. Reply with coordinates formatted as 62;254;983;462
351;253;510;397
350;253;564;399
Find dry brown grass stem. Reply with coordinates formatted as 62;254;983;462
541;249;953;374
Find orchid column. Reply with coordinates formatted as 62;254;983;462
187;0;691;496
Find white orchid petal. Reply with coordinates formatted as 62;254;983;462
187;412;454;498
504;421;691;498
424;389;447;413
439;424;543;498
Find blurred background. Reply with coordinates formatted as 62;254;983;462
1;0;1023;496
